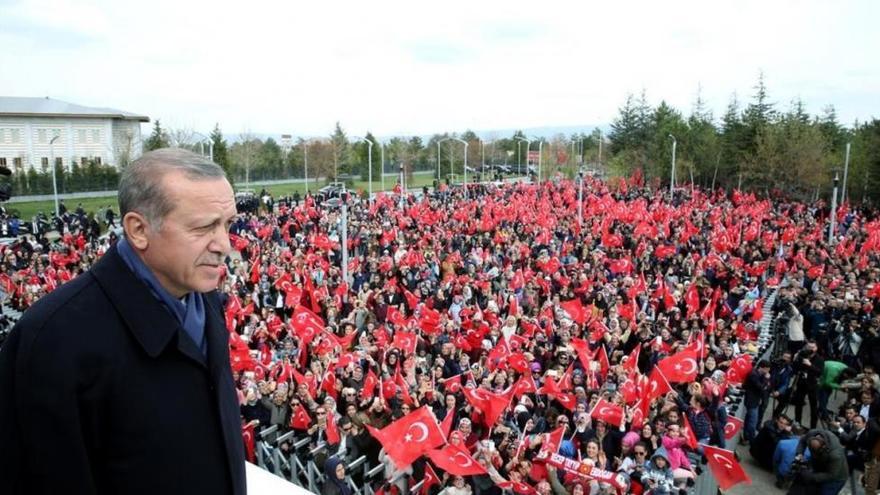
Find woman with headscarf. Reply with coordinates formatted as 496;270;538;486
322;457;352;495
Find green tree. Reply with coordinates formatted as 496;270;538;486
144;120;170;151
210;124;233;184
330;122;348;181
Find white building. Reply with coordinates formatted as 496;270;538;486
0;96;149;172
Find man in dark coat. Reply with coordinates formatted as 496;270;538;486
0;148;245;495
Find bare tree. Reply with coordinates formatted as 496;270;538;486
234;130;260;187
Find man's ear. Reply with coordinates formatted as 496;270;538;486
123;212;151;250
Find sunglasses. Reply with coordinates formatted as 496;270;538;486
635;451;646;456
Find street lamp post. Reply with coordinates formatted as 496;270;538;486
536;139;543;183
49;135;60;217
380;143;385;192
351;136;374;197
436;141;441;183
303;140;309;195
514;137;530;180
577;168;584;227
830;172;840;244
668;134;677;198
341;184;349;285
842;142;851;203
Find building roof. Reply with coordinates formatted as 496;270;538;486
0;96;149;122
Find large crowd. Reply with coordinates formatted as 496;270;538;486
2;174;880;495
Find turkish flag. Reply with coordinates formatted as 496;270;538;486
751;298;764;322
426;445;487;476
508;352;530;374
724;416;744;441
590;398;624;427
685;331;708;359
512;375;538;398
242;422;256;463
644;367;672;403
654;244;676;259
608;257;633;275
539;425;566;455
656;348;700;383
497;480;538;495
703;444;752;490
291;305;325;346
553;393;578;412
685;284;701;318
421;463;441;495
622;344;641;373
560;298;587;324
361;369;379;402
726;354;753;385
441;374;463;394
382;376;398;401
440;409;455;440
403;288;420;311
681;413;699;449
366;406;446;467
392;331;418;355
290;403;312;430
395;368;414;406
326;411;340;444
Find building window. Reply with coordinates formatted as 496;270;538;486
0;158;6;167
81;157;88;166
55;157;63;168
91;129;100;142
94;156;102;165
38;129;47;144
13;157;22;170
41;157;49;168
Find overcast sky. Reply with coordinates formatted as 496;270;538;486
1;0;877;138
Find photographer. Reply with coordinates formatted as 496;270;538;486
793;429;849;495
773;425;810;489
792;340;825;429
771;351;795;417
786;302;806;353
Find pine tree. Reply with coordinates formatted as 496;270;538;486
330;122;348;181
609;93;639;153
210;124;233;184
144;120;170;151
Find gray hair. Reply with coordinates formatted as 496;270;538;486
118;147;226;228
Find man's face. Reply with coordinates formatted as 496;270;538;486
140;172;236;297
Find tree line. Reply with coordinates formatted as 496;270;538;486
607;74;880;202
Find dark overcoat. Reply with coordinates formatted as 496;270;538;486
0;245;246;494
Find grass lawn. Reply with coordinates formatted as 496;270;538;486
4;174;444;220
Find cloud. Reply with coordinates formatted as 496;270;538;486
0;0;877;137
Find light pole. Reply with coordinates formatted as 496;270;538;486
536;139;543;183
436;140;441;183
341;184;349;285
829;171;840;244
192;132;214;163
597;129;603;165
380;142;385;192
49;135;60;217
842;142;851;203
351;136;374;197
577;168;584;227
479;138;485;182
668;134;677;198
514;137;530;180
303;140;309;195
